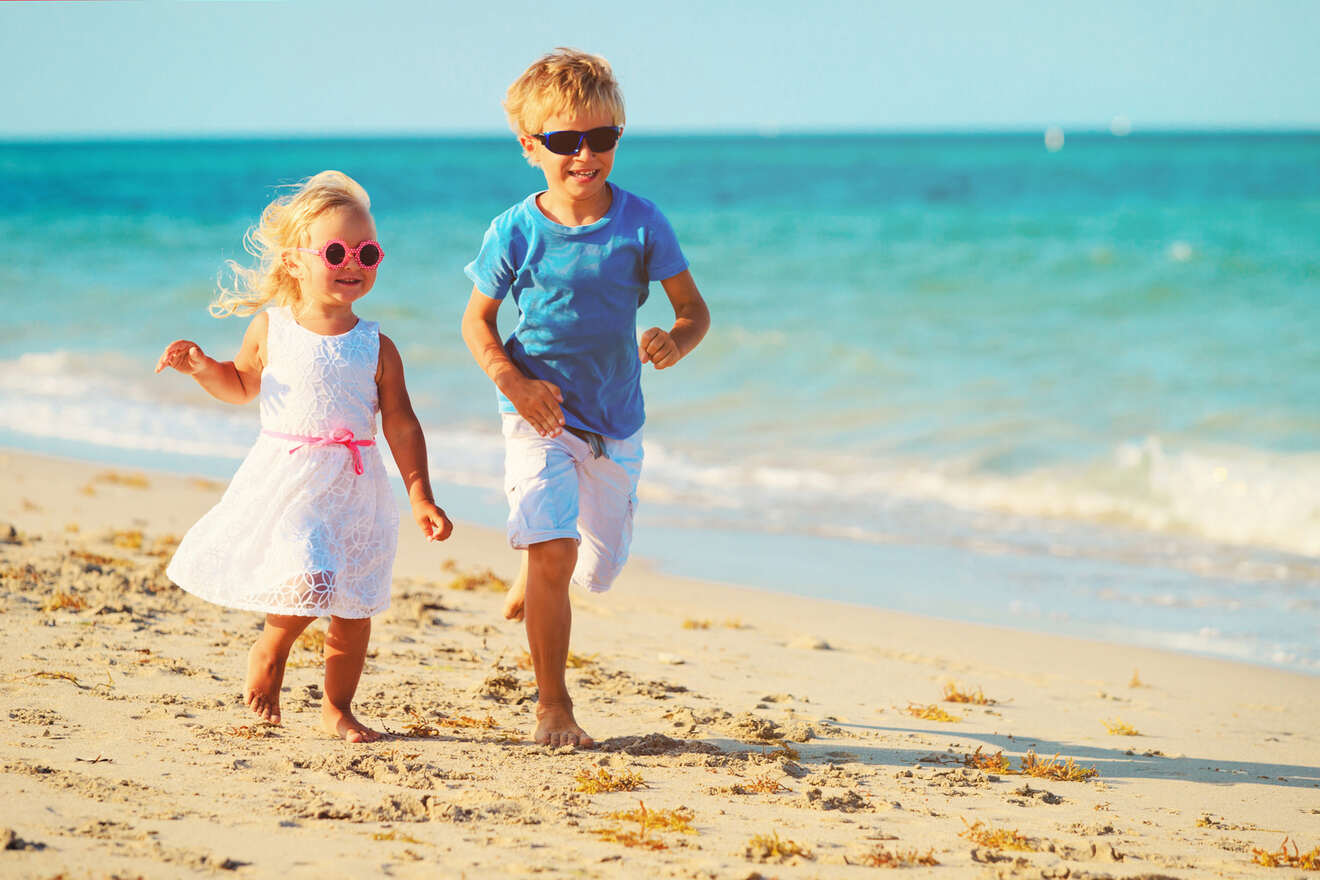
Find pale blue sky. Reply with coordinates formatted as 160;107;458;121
5;0;1317;137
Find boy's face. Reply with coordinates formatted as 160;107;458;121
520;108;618;210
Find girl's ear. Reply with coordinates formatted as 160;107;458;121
281;249;305;280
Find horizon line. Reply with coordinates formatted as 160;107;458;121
3;124;1319;144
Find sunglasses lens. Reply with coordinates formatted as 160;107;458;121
323;242;347;266
358;243;382;268
544;131;583;155
585;127;620;152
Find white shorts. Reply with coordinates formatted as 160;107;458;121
501;413;644;593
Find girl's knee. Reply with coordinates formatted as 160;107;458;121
326;615;371;649
265;613;316;633
260;614;316;649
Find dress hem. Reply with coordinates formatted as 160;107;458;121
169;580;388;620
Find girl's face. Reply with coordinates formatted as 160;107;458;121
287;206;379;310
520;108;618;216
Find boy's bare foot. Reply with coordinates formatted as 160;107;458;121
502;578;526;622
245;641;287;724
534;702;593;748
322;702;381;743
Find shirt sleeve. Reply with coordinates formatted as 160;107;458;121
643;207;690;282
463;219;515;300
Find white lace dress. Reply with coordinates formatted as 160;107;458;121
166;307;399;619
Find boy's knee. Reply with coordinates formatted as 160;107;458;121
527;537;578;581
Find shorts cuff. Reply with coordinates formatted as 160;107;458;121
509;529;580;551
572;576;613;594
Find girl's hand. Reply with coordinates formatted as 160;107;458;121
413;500;453;543
504;374;565;437
639;327;681;369
155;340;212;375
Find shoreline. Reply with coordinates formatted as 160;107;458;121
5;436;1315;679
3;447;1318;878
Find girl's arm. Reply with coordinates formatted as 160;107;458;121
460;285;565;438
639;270;711;369
377;333;452;543
155;311;268;404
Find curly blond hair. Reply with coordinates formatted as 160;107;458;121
210;170;371;318
503;48;625;139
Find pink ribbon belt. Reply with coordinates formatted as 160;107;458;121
262;428;374;475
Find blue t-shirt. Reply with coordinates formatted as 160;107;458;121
464;184;689;438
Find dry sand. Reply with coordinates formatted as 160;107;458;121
2;449;1317;879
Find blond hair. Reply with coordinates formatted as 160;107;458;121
503;48;625;138
210;170;372;318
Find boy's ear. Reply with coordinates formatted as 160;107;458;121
517;133;539;166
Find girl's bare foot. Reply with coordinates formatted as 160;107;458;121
245;641;288;724
534;701;593;748
244;614;315;725
322;701;381;743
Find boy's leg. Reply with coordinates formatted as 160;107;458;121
322;615;379;743
502;553;529;622
499;414;594;746
524;537;592;747
247;613;316;724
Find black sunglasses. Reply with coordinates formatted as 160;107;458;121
533;126;622;156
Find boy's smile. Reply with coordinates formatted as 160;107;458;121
522;110;618;226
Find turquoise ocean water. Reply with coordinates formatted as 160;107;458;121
1;133;1317;672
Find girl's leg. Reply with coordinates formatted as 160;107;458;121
247;613;316;724
322;615;379;743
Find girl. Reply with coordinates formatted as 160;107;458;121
156;170;452;743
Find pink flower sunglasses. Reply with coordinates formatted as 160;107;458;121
296;239;385;270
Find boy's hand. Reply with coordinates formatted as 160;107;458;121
155;340;212;375
505;375;565;437
413;500;453;543
639;327;680;369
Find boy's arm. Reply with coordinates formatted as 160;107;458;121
460;285;566;438
639;270;710;369
377;333;452;542
154;311;267;404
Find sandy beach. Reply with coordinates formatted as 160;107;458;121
2;448;1317;879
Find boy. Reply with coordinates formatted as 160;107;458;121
461;48;710;748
